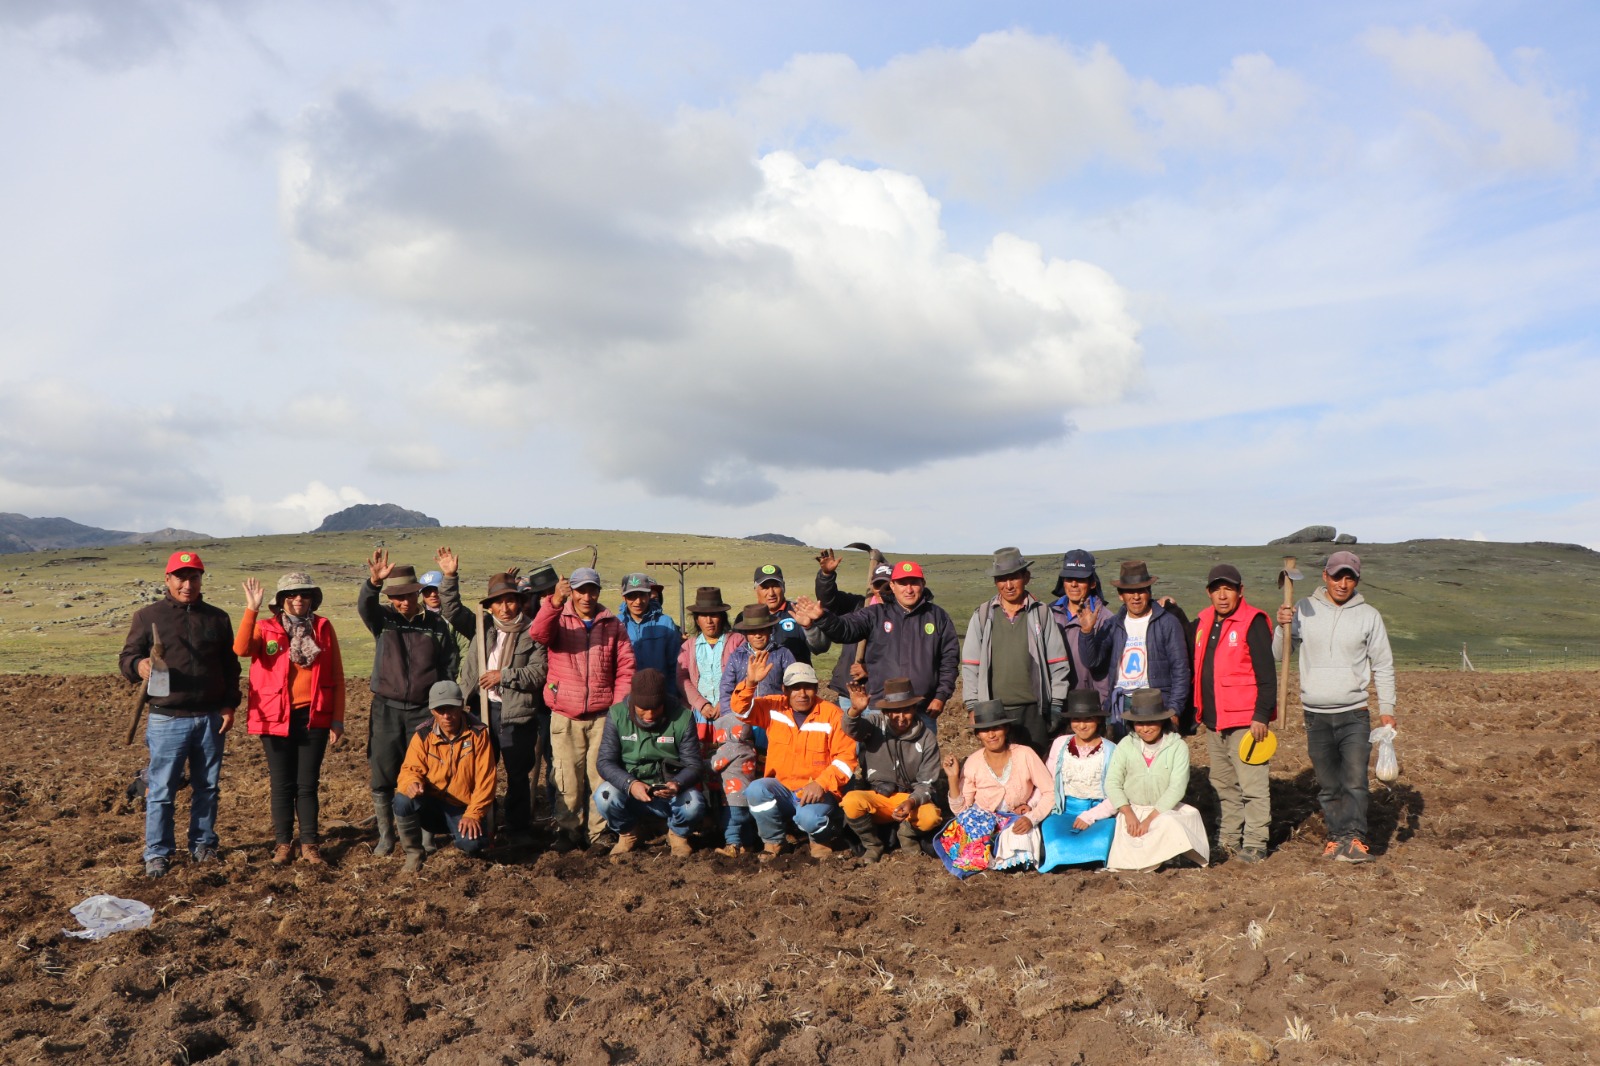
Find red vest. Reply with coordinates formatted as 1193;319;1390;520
247;615;339;736
1193;601;1275;731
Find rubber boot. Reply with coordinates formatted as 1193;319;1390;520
371;789;397;857
896;820;922;856
848;815;885;863
397;812;425;873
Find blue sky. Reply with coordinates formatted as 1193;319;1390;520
0;1;1595;553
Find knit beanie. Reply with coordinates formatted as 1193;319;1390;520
631;668;667;711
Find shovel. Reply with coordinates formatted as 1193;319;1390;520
1276;557;1302;733
125;623;166;745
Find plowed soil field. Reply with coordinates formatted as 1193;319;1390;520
0;671;1596;1065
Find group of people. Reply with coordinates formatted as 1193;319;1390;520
118;540;1398;878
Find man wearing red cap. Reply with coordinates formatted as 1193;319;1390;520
792;559;959;716
118;550;241;878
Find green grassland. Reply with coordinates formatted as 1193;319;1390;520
1;527;1597;676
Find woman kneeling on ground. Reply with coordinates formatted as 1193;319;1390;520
236;574;345;865
935;701;1054;876
1105;689;1209;872
1038;689;1119;871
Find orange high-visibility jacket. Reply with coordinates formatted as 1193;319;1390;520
730;680;858;796
397;719;497;820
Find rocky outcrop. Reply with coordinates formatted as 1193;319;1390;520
743;533;806;547
1270;525;1338;545
0;513;210;555
1335;533;1358;545
313;504;441;533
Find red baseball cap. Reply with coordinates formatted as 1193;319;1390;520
165;550;205;574
891;560;925;581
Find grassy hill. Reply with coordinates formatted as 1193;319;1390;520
2;527;1597;675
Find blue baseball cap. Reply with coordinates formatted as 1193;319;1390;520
569;567;602;590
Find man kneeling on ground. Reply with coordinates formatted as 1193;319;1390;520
841;676;944;863
394;681;496;872
594;669;707;858
733;655;859;861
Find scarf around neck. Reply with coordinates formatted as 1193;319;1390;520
281;613;320;667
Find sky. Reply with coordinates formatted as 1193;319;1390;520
1;1;1597;554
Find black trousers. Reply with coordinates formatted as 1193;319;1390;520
261;706;330;844
487;700;543;831
1007;702;1052;757
368;695;429;790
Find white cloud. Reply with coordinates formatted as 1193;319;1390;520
798;517;896;551
220;481;376;535
739;30;1306;197
282;94;1144;502
1364;25;1580;174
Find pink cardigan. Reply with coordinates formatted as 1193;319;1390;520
951;744;1052;815
676;632;745;714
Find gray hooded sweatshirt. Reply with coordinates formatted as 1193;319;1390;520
1272;586;1396;717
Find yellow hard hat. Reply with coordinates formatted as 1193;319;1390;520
1238;729;1277;765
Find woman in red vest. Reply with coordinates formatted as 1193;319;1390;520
235;573;346;865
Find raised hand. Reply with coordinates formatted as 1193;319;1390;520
846;679;869;714
436;547;459;576
367;549;393;585
241;577;265;612
550;577;572;608
941;753;960;779
746;649;773;685
790;596;825;627
816;548;841;575
1075;602;1097;633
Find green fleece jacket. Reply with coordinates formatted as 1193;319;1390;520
1105;732;1189;811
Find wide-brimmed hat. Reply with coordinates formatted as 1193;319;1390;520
1062;690;1107;719
1112;560;1158;591
385;565;423;597
877;677;923;710
689;587;731;614
1122;689;1170;722
1052;549;1097;596
988;547;1032;579
970;700;1017;732
521;565;559;596
733;603;778;632
274;572;322;613
481;572;521;606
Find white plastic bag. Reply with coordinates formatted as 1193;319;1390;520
1369;724;1399;783
62;895;154;940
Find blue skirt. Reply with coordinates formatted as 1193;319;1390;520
1039;796;1114;871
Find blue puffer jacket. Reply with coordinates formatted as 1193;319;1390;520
1078;602;1192;715
619;603;683;680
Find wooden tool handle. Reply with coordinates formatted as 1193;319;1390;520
1277;556;1295;730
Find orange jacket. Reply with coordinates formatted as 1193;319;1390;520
397;720;497;820
730;680;858;796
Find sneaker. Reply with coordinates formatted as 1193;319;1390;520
271;844;296;866
1235;847;1268;864
191;846;219;864
1337;838;1374;864
1320;840;1343;860
144;856;170;879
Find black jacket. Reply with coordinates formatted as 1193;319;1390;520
119;593;240;715
358;579;460;709
813;594;959;704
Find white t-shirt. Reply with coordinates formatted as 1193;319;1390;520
1117;613;1152;692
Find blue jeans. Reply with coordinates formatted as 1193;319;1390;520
392;792;489;854
744;778;840;844
593;783;706;836
1305;710;1371;843
719;804;754;848
144;712;226;861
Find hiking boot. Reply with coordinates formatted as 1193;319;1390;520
1235;847;1268;864
808;839;839;861
610;831;639;858
548;828;583;854
759;842;786;863
298;843;325;866
667;833;693;858
271;844;296;866
144;856;170;879
847;815;884;863
714;844;748;858
1337;838;1374;864
1320;840;1343;860
191;846;219;864
371;789;397;857
396;812;425;874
